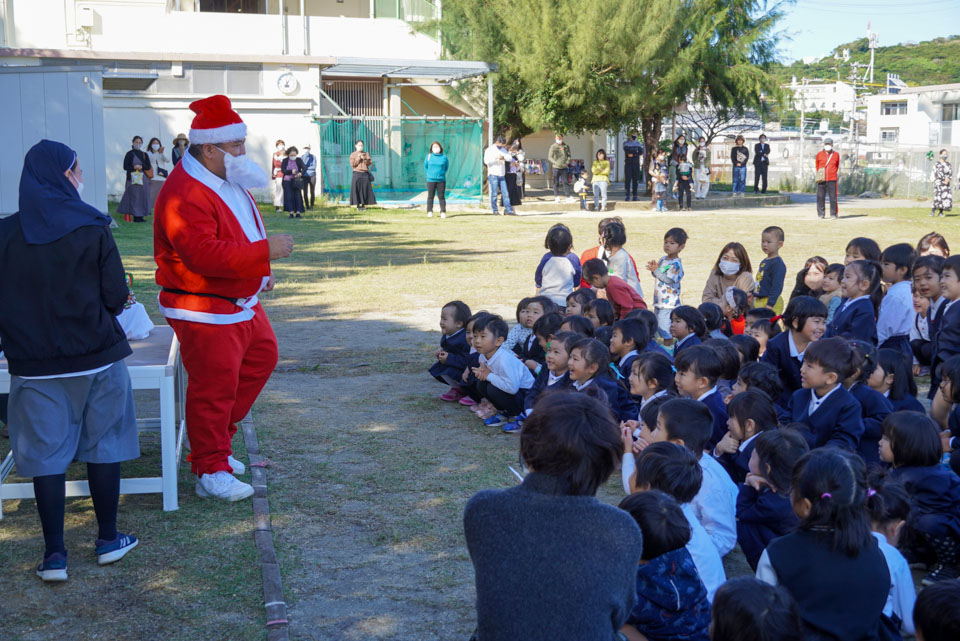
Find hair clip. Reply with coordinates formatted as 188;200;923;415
769;315;782;324
867;488;877;497
820;492;832;499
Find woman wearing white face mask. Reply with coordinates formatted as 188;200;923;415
814;138;840;219
932;149;953;218
702;242;756;307
272;139;286;212
146;137;168;214
118;135;152;223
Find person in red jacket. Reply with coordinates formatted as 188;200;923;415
154;95;294;502
815;138;841;220
582;258;647;319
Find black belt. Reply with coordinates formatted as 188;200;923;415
161;288;239;305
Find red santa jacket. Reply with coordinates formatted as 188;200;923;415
154;160;271;324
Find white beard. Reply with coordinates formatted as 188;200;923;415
223;152;269;189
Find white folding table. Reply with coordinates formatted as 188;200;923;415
0;325;186;518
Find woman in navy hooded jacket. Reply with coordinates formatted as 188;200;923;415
0;140;140;581
424;140;449;218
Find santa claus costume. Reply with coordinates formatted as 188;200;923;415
154;95;279;501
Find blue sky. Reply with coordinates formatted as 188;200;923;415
777;0;960;61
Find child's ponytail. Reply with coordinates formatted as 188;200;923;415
848;259;884;316
864;467;910;531
792;448;872;557
847;340;879;385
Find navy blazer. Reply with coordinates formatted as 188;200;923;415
701;388;729;450
673;334;702;357
790;386;865;450
888;394;925;414
513;332;546;365
827;297;878;345
428;329;471;382
586;375;638;423
523;368;571;413
761;331;803;407
889;465;960;537
736;484;798;570
933;300;960;371
717;436;757;485
617;352;639;381
848;384;893;464
643;340;673;362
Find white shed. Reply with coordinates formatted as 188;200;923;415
0;66;107;216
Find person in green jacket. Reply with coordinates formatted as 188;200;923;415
424;140;449;218
692;136;712;200
591;149;611;211
548;134;573;202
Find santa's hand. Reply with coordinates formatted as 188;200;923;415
263;274;275;292
268;234;294;259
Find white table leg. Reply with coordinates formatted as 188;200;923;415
160;375;179;511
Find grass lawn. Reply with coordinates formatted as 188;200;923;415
1;197;954;639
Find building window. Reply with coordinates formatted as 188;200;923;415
198;0;266;13
880;128;899;142
944;104;960;122
881;101;907;116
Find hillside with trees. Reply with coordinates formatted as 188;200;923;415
771;35;960;87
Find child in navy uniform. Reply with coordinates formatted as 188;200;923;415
460;311;488;409
871;348;925;413
756;448;890;641
736;429;809;570
569;338;636;422
564;287;596;317
618;490;711;641
931;256;960;395
845;237;882;264
878;243;917;358
670;305;706;357
673;345;728;450
881;412;960;585
761;295;827;407
715;389;779;484
790;337;865;450
517;312;562;374
428;300;472;402
827;259;882;344
610;318;649;382
629;308;674;361
506;331;577;434
845;340;894;464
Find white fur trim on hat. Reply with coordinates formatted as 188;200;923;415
189;122;247;145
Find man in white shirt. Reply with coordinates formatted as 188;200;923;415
483;135;515;216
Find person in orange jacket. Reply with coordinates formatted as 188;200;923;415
815;138;841;219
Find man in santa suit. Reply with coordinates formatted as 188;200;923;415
154;95;294;501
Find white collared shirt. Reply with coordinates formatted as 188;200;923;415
547;370;566;386
674;333;694;350
618;349;639;367
573;378;594;391
697;386;719;402
837;294;870;315
787;330;805;361
479;346;535;395
739;431;760;452
692;453;738;557
639;389;668;412
878;280;914;345
808;384;841;416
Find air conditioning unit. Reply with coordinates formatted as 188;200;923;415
78;7;96;29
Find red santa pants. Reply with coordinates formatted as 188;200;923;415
168;304;278;476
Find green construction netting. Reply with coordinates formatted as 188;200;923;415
315;118;483;204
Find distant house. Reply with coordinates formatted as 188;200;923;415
782;80;857;116
863;83;960;147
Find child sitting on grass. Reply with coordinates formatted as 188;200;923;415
714;388;779;484
673;345;728;450
611;318;649;381
504;331;578;434
428;300;472;402
710;578;803;641
470;313;535;428
669;305;706;356
569;338;636;422
790;336;864;450
565;288;596;317
583;298;615;329
618;490;711;641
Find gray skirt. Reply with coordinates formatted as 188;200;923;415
117;179;149;217
7;360;139;477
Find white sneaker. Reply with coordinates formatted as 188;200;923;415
427;211;433;217
565;196;577;203
440;212;446;219
554;197;562;203
195;471;254;501
228;455;246;475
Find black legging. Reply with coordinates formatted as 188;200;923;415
677;179;692;208
427;181;446;213
34;462;120;555
478;380;524;416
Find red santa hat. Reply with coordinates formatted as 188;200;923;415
188;95;247;145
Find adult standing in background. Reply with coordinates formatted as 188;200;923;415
171;133;189;166
932;149;952;218
301;144;317;210
424;140;449;219
146;137;169;214
730;135;749;197
670;133;688;199
548;134;573;203
484;135;515;216
281;146;306;219
815;138;840;219
0;140;140;581
117;135;151;223
693;136;711;200
753;133;770;194
505;140;524;208
271;140;285;212
349;140;376;211
622;129;643;201
154;95;294;502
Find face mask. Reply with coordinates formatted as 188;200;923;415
943;154;949;160
150;143;159;151
215;146;269;189
133;142;141;150
277;146;284;151
719;260;740;276
760;138;766;143
432;148;440;154
67;170;84;196
678;139;685;145
824;145;833;152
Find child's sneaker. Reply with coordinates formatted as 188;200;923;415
502;418;524;433
484;413;508;428
95;533;139;565
477;405;499;420
440;387;465;402
459;396;477;407
36;551;68;582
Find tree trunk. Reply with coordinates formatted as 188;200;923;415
640;114;662;196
